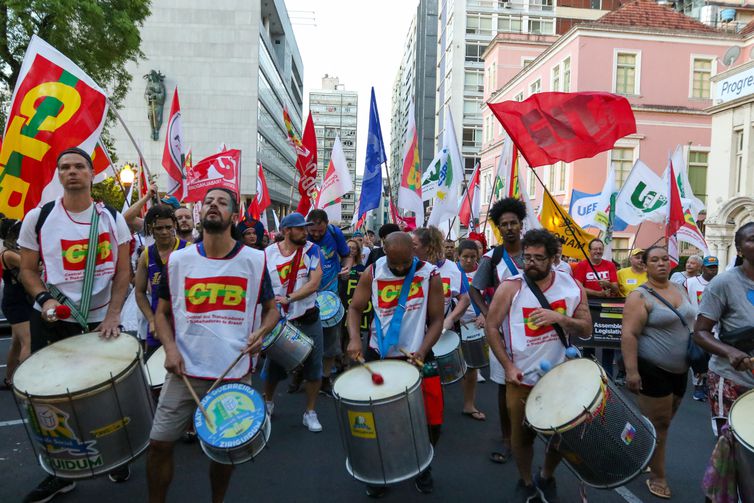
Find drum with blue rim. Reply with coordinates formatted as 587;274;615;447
318;290;344;328
193;382;271;465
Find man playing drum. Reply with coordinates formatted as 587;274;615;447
263;212;325;432
17;147;133;501
147;188;279;503
485;229;591;503
346;232;445;497
306;209;352;397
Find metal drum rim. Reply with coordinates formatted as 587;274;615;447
729;388;754;452
199;412;271;465
195;382;265;447
332;377;423;406
345;444;434;485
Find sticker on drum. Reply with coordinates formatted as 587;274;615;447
261;321;283;352
194;383;266;449
318;291;342;320
460;325;484;341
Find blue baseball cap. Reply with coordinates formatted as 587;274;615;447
353;231;364;237
279;212;313;229
703;256;719;267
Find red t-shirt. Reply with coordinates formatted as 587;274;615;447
573;259;618;292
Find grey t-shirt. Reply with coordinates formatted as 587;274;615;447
638;283;695;374
471;248;524;291
669;271;689;285
698;267;754;388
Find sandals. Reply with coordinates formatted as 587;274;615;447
462;410;486;421
646;478;671;499
489;447;512;464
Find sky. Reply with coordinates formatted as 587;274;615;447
284;0;418;177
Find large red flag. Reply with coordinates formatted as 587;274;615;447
489;92;636;168
665;163;685;268
184;149;241;203
296;114;318;214
459;163;481;228
249;162;271;220
162;88;186;200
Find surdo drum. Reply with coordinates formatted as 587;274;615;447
144;346;167;391
432;330;466;385
194;382;270;465
333;360;433;485
261;319;313;372
525;358;656;488
728;389;754;502
13;333;153;479
318;290;344;328
460;324;489;369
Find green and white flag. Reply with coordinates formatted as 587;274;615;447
421;150;443;202
614;160;667;225
427;110;463;226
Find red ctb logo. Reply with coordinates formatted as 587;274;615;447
60;234;113;271
184;276;248;313
276;257;306;284
376;278;424;309
522;299;567;337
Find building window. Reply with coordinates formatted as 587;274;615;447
514;92;524;102
463;99;480;117
499;14;523;33
529;79;541;96
465;43;485;63
611;147;634;187
590;0;602;9
687;150;708;204
489;62;497;92
528;17;554;35
562;57;571;92
527;165;537;198
466;13;493;35
551;65;560;92
615;52;638;95
522;57;535;69
691;58;713;99
735;129;744;193
463;127;482;148
556;162;567;193
464;70;484;92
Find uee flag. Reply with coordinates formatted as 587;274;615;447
539;191;594;258
0;35;108;219
184;149;241;203
316;136;353;209
249;162;271;220
398;100;424;223
162;88;186;200
296;113;318;215
489;92;636;168
459;163;480;228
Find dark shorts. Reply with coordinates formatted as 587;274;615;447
637;358;688;398
29;310;99;352
2;299;33;325
262;317;324;383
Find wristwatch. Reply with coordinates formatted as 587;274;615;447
285;294;291;302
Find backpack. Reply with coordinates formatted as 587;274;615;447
35;201;118;237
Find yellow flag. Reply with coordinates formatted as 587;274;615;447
539;194;595;259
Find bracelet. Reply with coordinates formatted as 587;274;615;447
35;291;54;307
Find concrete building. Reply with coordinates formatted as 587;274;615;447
480;0;737;260
110;0;303;213
704;19;754;265
309;75;358;224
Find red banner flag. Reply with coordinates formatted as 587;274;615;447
489;92;636;168
138;160;150;218
459;163;481;228
249;162;271;220
295;114;318;215
91;141;113;183
184;149;241;203
0;36;108;219
162;88;186;200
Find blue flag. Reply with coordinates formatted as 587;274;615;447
354;88;386;224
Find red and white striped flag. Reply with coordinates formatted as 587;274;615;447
249;162;271;220
161;88;186;200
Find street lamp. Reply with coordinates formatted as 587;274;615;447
120;164;135;186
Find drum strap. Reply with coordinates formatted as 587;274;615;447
522;273;570;349
48;207;101;330
283;247;304;314
374;257;418;357
456;262;480;316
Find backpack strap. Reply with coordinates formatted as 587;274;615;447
34;201;56;241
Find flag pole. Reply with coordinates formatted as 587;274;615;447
288;170;299;212
629;221;644;254
381;161;396;224
445;162;474;239
530;167;601;278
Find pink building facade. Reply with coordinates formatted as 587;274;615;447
479;0;739;260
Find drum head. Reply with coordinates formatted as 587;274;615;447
145;346;167;388
194;383;266;448
261;321;284;351
460;325;484;341
13;333;140;397
318;291;341;319
333;360;420;401
433;330;460;357
729;389;754;450
525;359;604;432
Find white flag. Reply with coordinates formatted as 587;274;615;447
614;160;667;225
583;164;617;234
670;146;705;220
323;201;342;224
428;110;463;226
272;209;280;231
316;136;353;208
517;162;542;231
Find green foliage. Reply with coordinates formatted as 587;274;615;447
0;0;152;126
91;177;126;209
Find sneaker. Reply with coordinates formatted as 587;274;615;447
23;475;76;503
365;485;388;498
507;479;538;503
108;464;130;483
415;467;433;494
319;376;334;398
477;373;486;383
534;471;559;503
303;410;322;432
693;388;707;402
266;401;275;417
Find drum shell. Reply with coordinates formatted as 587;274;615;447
14;360;153;479
319;292;345;328
436;347;467;385
199;416;271;465
730;390;754;502
460;334;489;369
263;322;314;372
334;372;433;485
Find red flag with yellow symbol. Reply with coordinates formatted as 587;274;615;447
0;36;108;219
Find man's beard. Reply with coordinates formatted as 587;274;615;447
290;234;307;246
178;223;193;234
202;215;231;234
525;267;549;282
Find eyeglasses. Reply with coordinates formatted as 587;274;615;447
523;254;549;264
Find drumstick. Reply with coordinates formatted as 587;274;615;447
181;374;213;427
356;356;384;385
208;350;248;393
399;348;424;367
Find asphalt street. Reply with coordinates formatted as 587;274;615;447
0;338;716;502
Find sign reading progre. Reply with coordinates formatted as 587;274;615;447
715;65;754;103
